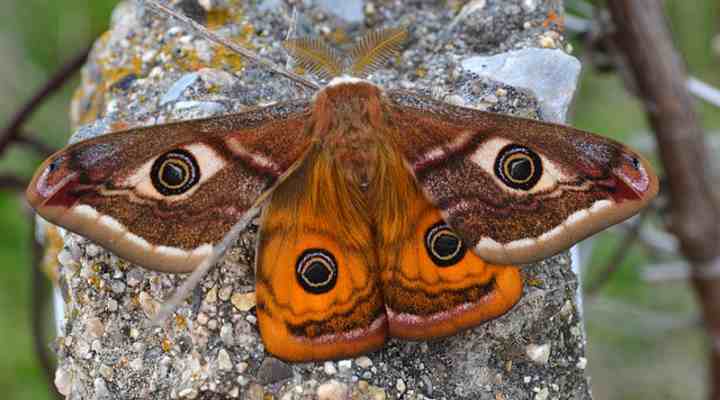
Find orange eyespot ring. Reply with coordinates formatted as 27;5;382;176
296;249;338;294
494;144;543;190
425;222;466;267
151;149;200;195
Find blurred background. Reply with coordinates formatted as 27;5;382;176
0;0;718;399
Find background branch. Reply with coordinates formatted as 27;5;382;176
0;46;90;158
606;1;720;399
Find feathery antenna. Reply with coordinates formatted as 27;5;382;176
143;0;320;91
350;27;407;77
284;38;344;80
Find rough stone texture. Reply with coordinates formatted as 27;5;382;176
44;0;592;398
461;48;582;123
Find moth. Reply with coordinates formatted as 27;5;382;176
26;4;658;362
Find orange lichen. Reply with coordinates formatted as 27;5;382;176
174;314;187;329
161;337;172;352
543;9;565;32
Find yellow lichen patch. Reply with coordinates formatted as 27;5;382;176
209;45;246;72
161;337;173;352
41;225;65;283
72;83;103;127
415;66;428;78
526;277;544;287
206;9;232;29
174;314;187;329
87;275;102;291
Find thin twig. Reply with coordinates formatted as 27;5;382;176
15;134;57;158
0;174;27;191
0;46;91;158
143;0;319;91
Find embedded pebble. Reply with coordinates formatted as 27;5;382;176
111;281;126;294
160;73;199;105
138;292;159;318
337;359;352;373
535;387;550;400
99;364;113;380
204;287;217;303
220;323;234;346
576;357;588;369
57;250;75;268
396;379;407;394
356;356;373;369
257;357;293;384
526;343;551;365
218;286;233;301
55;367;72;396
230;292;256;311
94;377;110;400
86;318;105;338
237;361;249;374
324;361;337;375
106;298;118;312
217;348;233;371
126;270;143;287
178;388;199;399
316;380;349;400
171;101;227;117
130;357;144;371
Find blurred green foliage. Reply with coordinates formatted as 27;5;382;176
0;1;717;399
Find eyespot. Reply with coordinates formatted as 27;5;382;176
296;249;338;294
425;222;467;267
151;150;200;196
494;144;543;190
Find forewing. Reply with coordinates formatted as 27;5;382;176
384;91;659;264
26;101;313;272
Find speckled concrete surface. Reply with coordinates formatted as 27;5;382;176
46;0;592;398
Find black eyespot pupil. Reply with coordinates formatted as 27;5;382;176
305;261;330;285
150;149;200;196
296;249;338;294
508;158;532;181
425;222;467;267
161;162;186;186
494;144;543;190
435;234;460;258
